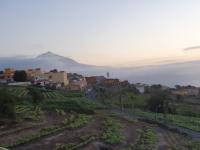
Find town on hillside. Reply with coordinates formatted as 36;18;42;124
1;67;200;98
0;67;129;91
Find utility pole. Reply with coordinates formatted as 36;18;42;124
106;72;110;79
132;103;134;114
119;82;123;112
155;106;158;121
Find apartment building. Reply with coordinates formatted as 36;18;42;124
40;70;69;86
26;68;43;80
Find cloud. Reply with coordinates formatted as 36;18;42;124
183;46;200;51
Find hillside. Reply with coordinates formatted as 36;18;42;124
0;52;100;73
0;86;199;150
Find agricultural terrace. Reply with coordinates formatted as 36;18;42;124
6;86;83;99
97;89;200;133
0;86;199;150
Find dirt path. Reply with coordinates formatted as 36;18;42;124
154;127;189;150
155;127;174;150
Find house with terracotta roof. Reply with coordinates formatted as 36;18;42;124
85;76;105;87
102;78;120;87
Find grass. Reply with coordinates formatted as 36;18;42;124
173;102;200;117
41;98;102;114
187;140;200;150
62;92;84;98
100;90;200;132
134;110;200;132
106;92;148;110
67;114;92;128
102;117;125;144
104;93;200;132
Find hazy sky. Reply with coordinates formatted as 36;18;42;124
1;0;200;66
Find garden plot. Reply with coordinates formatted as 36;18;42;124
0;110;70;148
1;110;198;150
11;114;102;150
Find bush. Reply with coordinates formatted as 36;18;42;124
0;87;16;120
27;87;44;106
146;90;171;113
13;70;27;82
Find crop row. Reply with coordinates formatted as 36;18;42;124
10;87;28;97
0;114;92;149
9;87;65;99
135;110;200;132
42;92;65;99
102;117;125;144
54;134;97;150
129;127;157;150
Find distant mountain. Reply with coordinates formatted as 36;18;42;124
1;51;200;87
34;51;94;70
0;51;88;70
36;51;85;66
0;51;110;76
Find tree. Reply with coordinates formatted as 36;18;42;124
176;94;183;102
146;90;170;113
27;87;43;107
98;87;107;104
0;87;16;119
13;70;27;82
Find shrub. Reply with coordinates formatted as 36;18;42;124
0;87;16;120
27;87;44;106
146;90;171;113
13;70;27;82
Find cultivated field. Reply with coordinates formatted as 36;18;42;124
0;86;199;150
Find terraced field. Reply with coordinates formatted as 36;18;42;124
9;87;28;97
42;91;65;99
8;86;65;99
1;110;197;150
0;86;199;150
135;110;200;132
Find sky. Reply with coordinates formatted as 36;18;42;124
1;0;200;66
